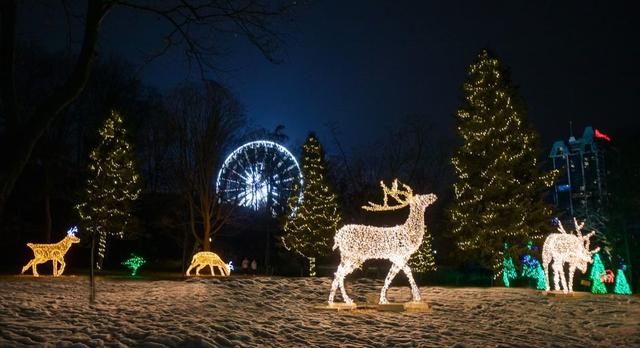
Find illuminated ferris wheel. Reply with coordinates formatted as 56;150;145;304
216;140;303;215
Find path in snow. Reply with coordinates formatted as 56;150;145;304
1;276;639;347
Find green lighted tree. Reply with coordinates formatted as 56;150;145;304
448;50;557;273
76;110;141;269
408;226;437;272
282;133;341;276
614;269;632;295
502;255;517;287
122;254;146;276
589;253;607;294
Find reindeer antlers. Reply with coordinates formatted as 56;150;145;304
362;179;414;211
556;218;587;236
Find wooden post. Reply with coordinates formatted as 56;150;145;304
90;233;95;303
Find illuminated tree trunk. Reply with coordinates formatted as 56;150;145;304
308;257;316;277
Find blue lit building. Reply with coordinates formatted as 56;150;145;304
548;126;611;218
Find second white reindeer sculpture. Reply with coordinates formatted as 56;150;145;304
542;218;599;293
328;180;437;305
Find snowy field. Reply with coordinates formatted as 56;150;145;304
1;276;639;347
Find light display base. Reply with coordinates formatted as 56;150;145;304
542;290;590;298
314;303;358;311
316;301;430;313
403;301;431;312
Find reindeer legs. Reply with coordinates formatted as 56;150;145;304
328;260;356;305
552;260;569;293
402;264;422;302
57;259;66;276
567;266;576;293
552;262;561;291
380;263;402;304
21;260;34;275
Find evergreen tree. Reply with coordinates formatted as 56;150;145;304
521;255;547;290
502;254;517;287
76;110;141;268
408;226;437;272
613;269;632;295
448;50;556;273
282;133;341;276
589;253;607;294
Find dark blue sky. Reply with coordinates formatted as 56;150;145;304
27;1;640;152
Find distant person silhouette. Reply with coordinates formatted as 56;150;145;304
241;258;249;274
251;259;257;275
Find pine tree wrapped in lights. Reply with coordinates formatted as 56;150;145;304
408;226;437;272
521;255;547;290
448;50;557;274
502;255;517;287
76;110;141;269
613;269;632;295
589;253;607;294
282;133;341;276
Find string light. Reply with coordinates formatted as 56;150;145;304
589;253;607;294
542;218;599;293
76;111;141;269
122;254;146;276
613;269;632;295
282;134;341;277
600;269;614;284
328;180;437;305
21;227;80;277
521;255;547;290
449;50;557;273
502;255;517;287
185;251;230;276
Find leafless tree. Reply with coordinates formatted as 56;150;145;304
166;81;245;252
0;0;293;218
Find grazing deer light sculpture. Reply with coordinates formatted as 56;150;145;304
328;180;437;305
21;226;80;277
185;251;230;276
542;218;599;293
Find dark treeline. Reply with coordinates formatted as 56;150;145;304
0;43;457;274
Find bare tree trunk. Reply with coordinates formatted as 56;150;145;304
202;199;212;251
182;225;189;274
90;233;96;304
188;199;202;248
44;192;52;243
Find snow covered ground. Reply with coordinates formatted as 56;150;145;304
1;276;639;347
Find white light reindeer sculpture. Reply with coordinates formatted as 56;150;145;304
542;218;599;293
328;180;437;305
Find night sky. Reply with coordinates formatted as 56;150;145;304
30;1;640;152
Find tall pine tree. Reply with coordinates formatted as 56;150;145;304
282;133;341;276
448;50;556;273
76;110;141;269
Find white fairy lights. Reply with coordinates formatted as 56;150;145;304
542;218;599;293
328;180;436;305
185;251;230;276
21;227;80;277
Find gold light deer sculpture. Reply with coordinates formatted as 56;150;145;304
186;251;230;276
21;226;80;277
